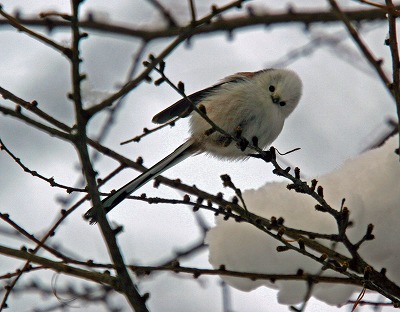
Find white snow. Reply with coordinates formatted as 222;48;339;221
206;135;400;305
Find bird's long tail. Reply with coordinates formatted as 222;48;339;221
84;140;195;223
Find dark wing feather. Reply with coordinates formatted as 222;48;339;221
152;84;223;124
151;71;260;124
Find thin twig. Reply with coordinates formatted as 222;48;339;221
346;299;393;307
0;139;86;193
146;0;178;27
291;243;337;312
0;104;71;140
120;117;178;145
354;0;392;10
0;86;72;132
188;0;197;22
0;212;82;264
0;7;71;58
328;0;391;92
385;0;400;151
128;263;363;285
156;239;206;267
220;174;248;212
0;266;43;280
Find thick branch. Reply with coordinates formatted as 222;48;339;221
68;1;148;311
0;245;118;287
385;0;400;149
0;7;394;41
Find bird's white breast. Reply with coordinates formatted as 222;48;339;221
189;79;285;159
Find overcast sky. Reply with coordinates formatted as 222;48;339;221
0;0;398;311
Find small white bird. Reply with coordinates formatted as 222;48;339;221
85;68;302;222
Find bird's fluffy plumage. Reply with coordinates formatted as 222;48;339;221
85;68;302;222
189;69;302;158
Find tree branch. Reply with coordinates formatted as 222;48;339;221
0;6;71;57
0;245;118;287
385;0;400;151
328;0;391;92
0;6;394;41
68;1;149;311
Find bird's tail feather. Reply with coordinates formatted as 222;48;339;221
84;140;195;223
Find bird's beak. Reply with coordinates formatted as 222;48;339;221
271;95;280;104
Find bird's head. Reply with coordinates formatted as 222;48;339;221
255;68;303;118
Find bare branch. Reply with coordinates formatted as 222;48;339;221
385;0;400;149
0;245;118;287
0;104;71;140
0;6;71;57
120;117;178;145
0;6;394;41
146;0;178;27
128;263;363;286
328;0;391;92
0;139;86;194
0;86;71;133
68;1;149;311
188;0;197;22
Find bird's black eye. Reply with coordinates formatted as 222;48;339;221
279;101;286;107
269;85;275;92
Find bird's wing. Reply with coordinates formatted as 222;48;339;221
152;84;223;124
151;71;262;124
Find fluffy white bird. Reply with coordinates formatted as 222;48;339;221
85;68;302;222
